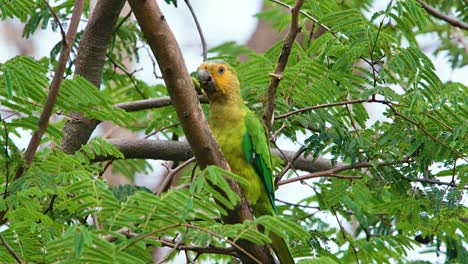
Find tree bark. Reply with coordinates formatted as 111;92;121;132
61;0;126;154
96;138;343;174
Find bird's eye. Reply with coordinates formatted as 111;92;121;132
218;66;225;74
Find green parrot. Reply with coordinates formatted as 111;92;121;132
197;61;294;264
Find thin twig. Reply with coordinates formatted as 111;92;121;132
184;224;261;264
145;123;180;139
157;157;196;195
455;27;468;54
106;54;146;99
269;123;286;141
263;0;304;131
0;233;24;264
279;157;411;185
383;102;465;159
43;0;67;45
14;0;85;181
345;103;360;136
99;161;113;177
275;146;306;185
92;213;100;230
113;9;132;34
184;0;207;61
143;45;163;79
275;98;465;159
269;0;337;38
153;241;238;257
1;117;10;199
276;199;320;209
406;177;465;189
275;98;368;120
332;208;359;263
43;194;57;214
121;223;261;264
416;0;468;30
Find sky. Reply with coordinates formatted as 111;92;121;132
0;0;466;263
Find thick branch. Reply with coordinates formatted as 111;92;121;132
114;95;208;112
97;138;342;174
127;1;270;262
61;0;126;154
263;0;304;131
416;0;468;30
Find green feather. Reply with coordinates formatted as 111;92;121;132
242;111;277;214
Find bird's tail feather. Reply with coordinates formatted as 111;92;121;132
271;232;295;264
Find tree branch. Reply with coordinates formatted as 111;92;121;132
416;0;468;30
114;95;208;112
156;238;238;258
126;1;270;262
156;157;196;195
95;139;465;189
184;0;207;61
275;98;465;159
263;0;304;131
43;0;67;44
278;157;410;185
61;0;127;154
269;0;337;37
97;138;343;174
14;0;85;180
0;233;24;264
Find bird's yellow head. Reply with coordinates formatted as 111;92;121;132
197;61;240;103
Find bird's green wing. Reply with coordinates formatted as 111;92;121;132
242;110;276;214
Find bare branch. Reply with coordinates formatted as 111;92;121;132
278;157;410;185
156;238;238;257
120;223;261;264
97;138;344;174
269;0;337;37
416;0;468;30
275;146;305;185
1;118;10;199
114;95;208;112
275;99;368;120
113;9;132;34
184;0;207;61
156;157;196;195
405;177;465;189
43;0;67;44
333;208;360;263
0;233;24;264
15;0;85;180
263;0;304;131
275;98;465;159
106;54;146;99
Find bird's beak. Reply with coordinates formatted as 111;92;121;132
197;68;216;93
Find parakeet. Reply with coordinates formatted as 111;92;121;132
197;61;294;264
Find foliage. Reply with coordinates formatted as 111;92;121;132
0;0;466;263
